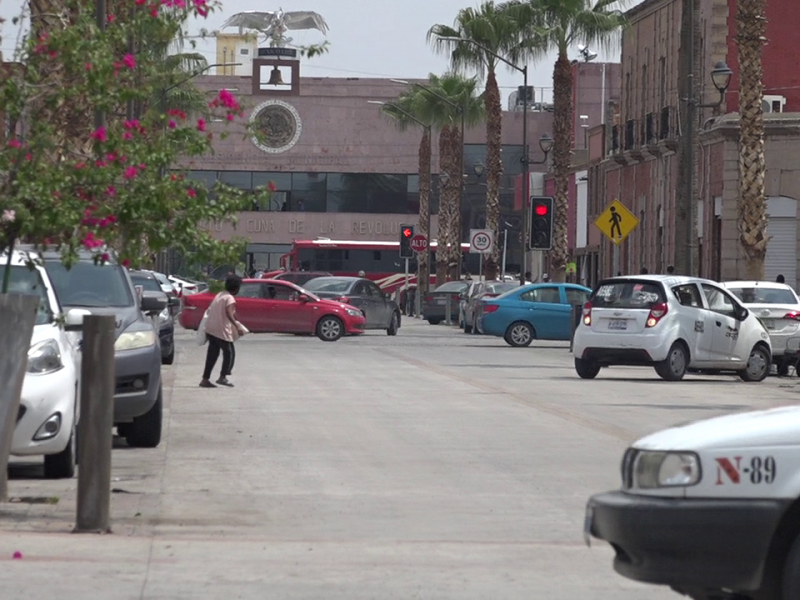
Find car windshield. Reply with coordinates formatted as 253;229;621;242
486;282;519;294
592;280;666;309
435;282;468;293
302;278;352;293
0;265;54;324
45;261;133;308
728;287;797;305
279;272;328;286
130;274;163;293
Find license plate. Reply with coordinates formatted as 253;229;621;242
608;319;627;331
434;297;445;304
583;504;594;547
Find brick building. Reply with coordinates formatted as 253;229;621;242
583;0;800;288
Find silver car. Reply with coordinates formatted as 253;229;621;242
725;281;800;374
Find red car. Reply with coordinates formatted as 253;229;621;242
179;279;366;342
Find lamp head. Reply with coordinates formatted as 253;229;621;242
539;133;554;154
710;61;732;93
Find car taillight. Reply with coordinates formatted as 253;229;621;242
483;304;500;314
646;302;668;328
425;295;433;303
582;301;592;325
784;311;800;321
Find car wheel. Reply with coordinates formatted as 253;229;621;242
504;321;534;347
162;345;175;365
44;426;76;479
316;315;344;342
740;345;770;382
574;357;601;380
427;318;441;325
125;386;163;448
655;342;688;381
387;312;399;336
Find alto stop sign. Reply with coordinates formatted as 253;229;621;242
410;234;428;253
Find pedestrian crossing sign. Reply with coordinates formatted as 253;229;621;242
595;199;639;245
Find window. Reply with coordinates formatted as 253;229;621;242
728;287;798;305
130;274;162;293
303;278;352;294
565;288;589;306
365;281;383;298
592;280;665;309
266;283;295;300
701;284;736;317
521;286;562;304
672;284;702;308
238;283;263;299
0;266;53;324
46;261;133;308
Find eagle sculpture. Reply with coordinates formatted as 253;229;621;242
220;9;329;48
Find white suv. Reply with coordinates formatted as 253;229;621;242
572;275;771;381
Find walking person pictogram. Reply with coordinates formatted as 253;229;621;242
609;206;623;239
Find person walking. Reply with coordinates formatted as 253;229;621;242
200;274;246;388
777;274;786;284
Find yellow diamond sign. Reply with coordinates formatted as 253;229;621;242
595;199;639;245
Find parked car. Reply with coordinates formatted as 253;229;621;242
180;278;366;342
168;275;207;296
3;250;84;478
724;280;800;375
461;280;520;334
422;281;469;325
302;276;401;335
43;250;167;447
478;283;591;346
572;275;772;382
130;270;177;365
585;404;800;599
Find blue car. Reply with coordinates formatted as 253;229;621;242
478;283;592;347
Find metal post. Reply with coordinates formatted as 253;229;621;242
685;0;696;276
0;295;39;501
403;258;409;315
612;243;620;276
501;229;508;280
520;66;529;286
74;315;116;533
479;253;483;282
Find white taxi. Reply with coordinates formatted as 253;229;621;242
585;405;800;598
572;275;771;381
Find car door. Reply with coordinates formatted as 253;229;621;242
364;280;390;327
266;282;315;332
518;286;568;340
700;283;745;365
466;283;484;325
235;282;267;332
671;283;714;363
347;281;375;326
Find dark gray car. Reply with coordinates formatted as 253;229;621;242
43;251;167;448
302;276;401;335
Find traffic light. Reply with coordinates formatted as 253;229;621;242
399;224;415;258
529;196;554;250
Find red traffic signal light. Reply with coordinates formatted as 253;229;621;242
402;227;413;238
534;204;548;216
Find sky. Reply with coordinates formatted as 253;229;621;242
0;0;642;105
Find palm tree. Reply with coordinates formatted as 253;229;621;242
507;0;627;281
428;2;523;280
736;0;767;278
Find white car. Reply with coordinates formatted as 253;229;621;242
572;275;771;381
149;270;177;297
4;250;86;478
167;275;207;296
724;280;800;374
585;405;800;598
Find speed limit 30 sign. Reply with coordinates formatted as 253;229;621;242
470;229;493;254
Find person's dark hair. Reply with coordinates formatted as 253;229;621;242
667;265;675;274
225;274;242;295
777;274;786;284
640;266;649;274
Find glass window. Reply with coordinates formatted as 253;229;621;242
130;273;163;293
702;284;737;317
0;265;53;324
187;170;218;190
45;261;133;308
365;281;383;298
303;278;352;293
292;172;327;191
728;286;799;305
238;282;263;299
270;283;296;300
219;171;252;189
565;288;590;306
253;172;291;190
434;281;469;293
592;280;665;309
672;284;703;308
521;286;562;304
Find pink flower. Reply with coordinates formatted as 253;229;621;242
106;186;116;196
2;209;15;223
138;163;146;171
168;120;176;129
122;54;136;69
124;166;137;179
218;89;238;109
268;181;277;192
122;258;130;267
196;118;206;132
101;252;110;262
91;127;107;142
8;139;21;148
226;113;234;121
123;132;133;140
85;63;92;71
123;119;140;130
187;188;197;198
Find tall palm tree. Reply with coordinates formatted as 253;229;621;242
507;0;627;281
736;0;767;278
428;2;523;280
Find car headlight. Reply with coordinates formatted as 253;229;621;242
115;329;156;352
346;308;362;317
634;451;701;488
27;339;64;374
158;308;171;325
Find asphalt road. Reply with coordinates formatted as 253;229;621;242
4;319;800;600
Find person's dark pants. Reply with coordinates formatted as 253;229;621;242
225;343;236;377
203;334;233;380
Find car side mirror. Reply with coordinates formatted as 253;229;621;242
64;308;91;331
298;293;311;303
141;291;168;314
735;305;749;321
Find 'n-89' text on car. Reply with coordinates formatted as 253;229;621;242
572;275;771;382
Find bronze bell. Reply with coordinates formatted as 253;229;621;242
266;66;285;86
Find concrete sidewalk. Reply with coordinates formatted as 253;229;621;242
1;324;672;600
